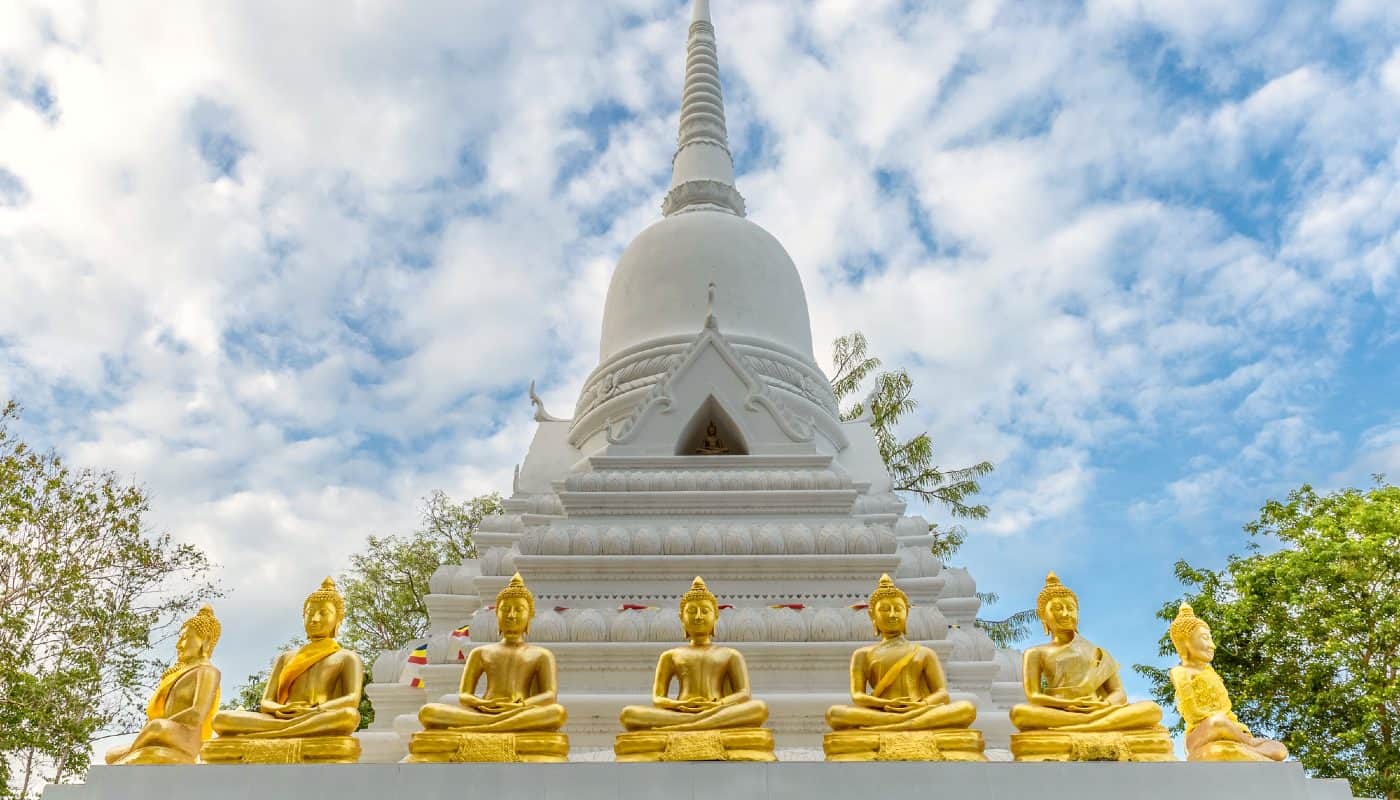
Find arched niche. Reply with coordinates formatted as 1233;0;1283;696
676;396;749;456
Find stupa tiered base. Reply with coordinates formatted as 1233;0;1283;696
614;728;776;762
1010;728;1174;762
823;729;987;762
199;736;360;764
403;730;569;763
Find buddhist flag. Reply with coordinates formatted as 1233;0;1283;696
451;624;470;638
618;603;657;612
769;603;806;610
402;641;429;689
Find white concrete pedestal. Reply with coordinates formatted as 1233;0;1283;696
43;761;1355;800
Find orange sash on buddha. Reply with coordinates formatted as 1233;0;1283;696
146;662;220;740
275;639;342;703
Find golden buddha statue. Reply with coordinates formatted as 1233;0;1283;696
202;577;364;764
823;575;985;761
1170;604;1287;762
405;573;569;762
1009;572;1173;761
106;605;222;765
615;576;774;761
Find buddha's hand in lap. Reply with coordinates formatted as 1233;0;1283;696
271;703;314;719
882;699;922;713
478;700;525;714
675;699;721;713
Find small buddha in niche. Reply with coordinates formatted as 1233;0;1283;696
1170;604;1287;762
695;422;730;455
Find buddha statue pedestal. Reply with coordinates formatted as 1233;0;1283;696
1009;729;1173;762
404;574;570;763
200;736;361;765
614;728;775;763
405;730;569;763
202;578;366;765
823;729;985;762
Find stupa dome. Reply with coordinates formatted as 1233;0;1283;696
599;210;815;364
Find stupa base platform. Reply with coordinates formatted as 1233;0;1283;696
614;728;776;762
404;730;569;763
1011;728;1174;762
199;735;361;764
42;762;1356;800
823;729;986;762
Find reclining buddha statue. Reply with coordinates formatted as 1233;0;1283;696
823;575;986;761
405;573;569;762
1010;573;1173;761
615;576;774;761
202;577;363;764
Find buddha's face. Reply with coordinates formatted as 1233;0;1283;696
175;624;208;662
871;598;908;636
497;597;533;636
303;600;340;639
680;599;718;638
1187;625;1216;663
1044;597;1079;635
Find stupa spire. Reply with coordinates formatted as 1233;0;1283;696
662;0;746;217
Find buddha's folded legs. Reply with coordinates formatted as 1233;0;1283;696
620;699;768;732
419;702;567;733
211;707;361;739
1186;713;1287;761
1011;700;1162;732
827;700;977;732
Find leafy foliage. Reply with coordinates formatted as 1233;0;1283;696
1136;480;1399;800
337;491;502;660
0;402;216;797
831;333;1028;645
831;332;993;520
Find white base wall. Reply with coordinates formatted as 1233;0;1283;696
44;762;1355;800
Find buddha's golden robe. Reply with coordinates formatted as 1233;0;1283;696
826;639;976;731
1011;635;1162;732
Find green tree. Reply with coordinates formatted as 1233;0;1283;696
829;333;1029;646
337;491;502;660
0;402;216;798
1136;480;1399;800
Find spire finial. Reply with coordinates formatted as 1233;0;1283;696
663;0;745;217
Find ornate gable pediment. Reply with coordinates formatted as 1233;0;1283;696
601;315;822;457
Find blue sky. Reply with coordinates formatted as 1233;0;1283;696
1;0;1398;721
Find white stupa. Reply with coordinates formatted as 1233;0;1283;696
360;0;1020;762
